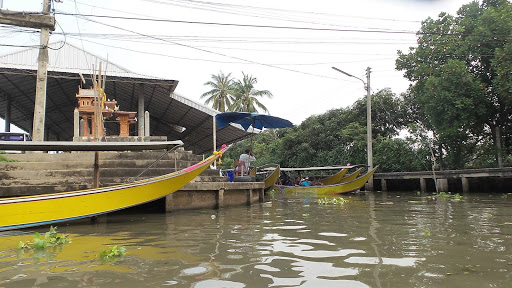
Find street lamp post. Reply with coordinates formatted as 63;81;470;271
332;66;373;191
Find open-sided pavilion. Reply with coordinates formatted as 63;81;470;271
0;41;251;154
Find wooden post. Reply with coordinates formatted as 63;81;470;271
259;188;264;203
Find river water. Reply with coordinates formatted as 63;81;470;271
1;191;512;288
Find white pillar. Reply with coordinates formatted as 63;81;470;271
138;83;145;136
73;108;79;139
144;111;150;137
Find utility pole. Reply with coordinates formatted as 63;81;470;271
332;66;373;190
32;0;52;141
0;0;55;141
366;67;373;191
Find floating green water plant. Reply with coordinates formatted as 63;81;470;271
99;245;126;261
316;197;347;205
17;226;71;250
434;192;464;201
423;229;431;236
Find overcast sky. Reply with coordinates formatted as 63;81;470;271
1;0;476;131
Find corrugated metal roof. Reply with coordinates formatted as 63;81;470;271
0;41;158;79
0;41;252;154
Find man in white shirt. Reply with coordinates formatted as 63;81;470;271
239;149;256;174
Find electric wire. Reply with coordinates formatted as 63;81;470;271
73;15;351;81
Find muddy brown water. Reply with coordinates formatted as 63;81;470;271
1;191;511;287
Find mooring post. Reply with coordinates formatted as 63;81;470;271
259;188;264;202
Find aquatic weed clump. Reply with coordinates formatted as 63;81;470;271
433;192;463;201
316;197;348;205
99;245;126;262
17;226;71;250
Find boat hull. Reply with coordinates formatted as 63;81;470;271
319;168;348;185
263;165;280;190
277;167;377;195
0;147;227;231
339;168;363;183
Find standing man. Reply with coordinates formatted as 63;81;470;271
239;149;256;174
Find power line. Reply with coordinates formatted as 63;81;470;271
55;12;512;38
55;12;419;35
73;15;353;81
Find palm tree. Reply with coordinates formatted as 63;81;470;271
201;72;235;112
231;72;273;113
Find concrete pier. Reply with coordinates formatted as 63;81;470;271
166;182;264;212
374;168;512;193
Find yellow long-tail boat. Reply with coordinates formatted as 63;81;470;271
0;143;228;231
339;167;363;183
276;166;378;195
318;168;348;185
249;164;280;190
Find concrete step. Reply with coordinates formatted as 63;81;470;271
0;159;203;171
0;164;222;181
0;184;93;197
0;176;229;197
3;150;204;162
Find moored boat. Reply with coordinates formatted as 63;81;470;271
0;144;229;231
276;166;378;195
318;168;348;185
338;167;363;183
249;164;280;191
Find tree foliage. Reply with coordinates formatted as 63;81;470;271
200;71;234;112
201;72;273;114
231;72;273;113
396;0;512;168
218;88;429;173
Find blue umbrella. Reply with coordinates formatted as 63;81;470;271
216;112;293;131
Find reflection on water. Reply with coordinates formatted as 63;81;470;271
1;191;512;287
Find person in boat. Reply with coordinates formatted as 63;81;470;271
312;177;323;186
239;149;256;175
300;177;311;187
294;176;302;187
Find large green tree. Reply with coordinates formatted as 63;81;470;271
201;72;235;112
231;72;273;113
396;0;512;169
